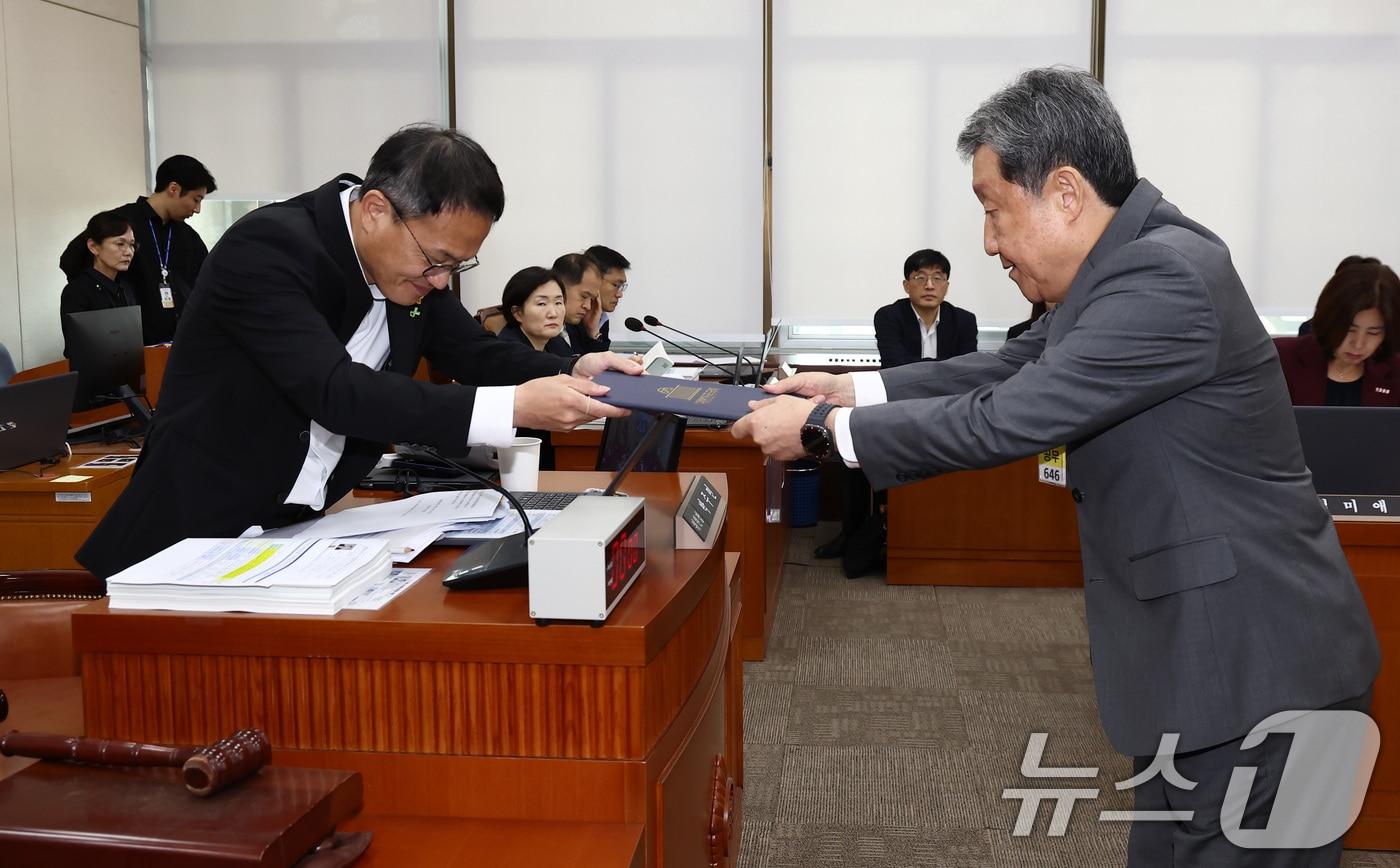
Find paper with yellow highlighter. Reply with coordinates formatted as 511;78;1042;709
106;537;391;615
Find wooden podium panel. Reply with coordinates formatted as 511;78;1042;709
0;447;135;570
73;472;743;868
555;428;788;662
1336;520;1400;851
886;455;1081;587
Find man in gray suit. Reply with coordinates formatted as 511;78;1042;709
735;68;1378;866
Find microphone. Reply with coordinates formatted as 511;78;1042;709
642;315;760;382
624;317;741;381
433;447;537;590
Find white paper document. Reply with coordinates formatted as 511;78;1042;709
437;508;561;542
106;537;392;615
259;521;443;564
286;489;502;539
345;567;430;610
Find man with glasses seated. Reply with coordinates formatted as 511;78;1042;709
586;244;632;349
553;252;610;354
78;124;641;579
873;249;978;369
817;249;979;576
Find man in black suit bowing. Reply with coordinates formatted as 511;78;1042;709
872;248;978;368
78;125;639;579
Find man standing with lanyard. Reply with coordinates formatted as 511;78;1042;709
111;154;217;344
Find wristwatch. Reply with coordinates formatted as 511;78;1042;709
801;403;838;459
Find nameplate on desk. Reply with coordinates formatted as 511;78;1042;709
676;474;726;549
54;491;92;503
1319;494;1398;520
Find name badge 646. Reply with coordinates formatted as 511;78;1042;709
1038;446;1067;487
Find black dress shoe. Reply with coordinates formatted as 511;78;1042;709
814;531;848;559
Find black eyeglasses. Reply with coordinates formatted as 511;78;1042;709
388;200;480;278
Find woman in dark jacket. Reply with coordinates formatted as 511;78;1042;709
497;266;571;357
58;211;139;357
496;266;572;468
1274;257;1400;407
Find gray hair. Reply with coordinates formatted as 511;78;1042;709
956;66;1137;207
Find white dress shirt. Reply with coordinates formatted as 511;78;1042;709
285;184;516;509
831;371;889;469
913;303;939;360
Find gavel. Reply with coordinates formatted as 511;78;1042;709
0;727;271;796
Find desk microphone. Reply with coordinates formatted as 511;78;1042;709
624;317;741;381
433;447;536;590
642;315;759;381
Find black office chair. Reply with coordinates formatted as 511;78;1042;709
595;412;685;473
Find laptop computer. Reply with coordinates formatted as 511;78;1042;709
1294;406;1400;495
0;372;79;471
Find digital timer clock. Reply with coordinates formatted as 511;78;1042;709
527;496;647;625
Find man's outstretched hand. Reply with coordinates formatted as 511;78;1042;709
732;394;826;460
514;375;627;430
762;371;855;406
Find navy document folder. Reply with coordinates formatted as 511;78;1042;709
592;371;758;422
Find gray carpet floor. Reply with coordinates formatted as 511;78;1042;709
738;522;1399;868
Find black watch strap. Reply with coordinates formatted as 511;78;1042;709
806;402;837;430
801;403;838;458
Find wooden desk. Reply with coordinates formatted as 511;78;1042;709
554;427;788;662
73;472;744;868
1336;520;1400;850
886;455;1081;587
0;446;137;570
142;344;170;406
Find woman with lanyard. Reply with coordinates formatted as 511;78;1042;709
58;210;139;358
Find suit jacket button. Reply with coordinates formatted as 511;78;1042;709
1071;487;1084;503
299;429;311;443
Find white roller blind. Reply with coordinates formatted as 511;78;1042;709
772;1;1093;327
453;0;764;342
1105;0;1400;316
147;0;446;199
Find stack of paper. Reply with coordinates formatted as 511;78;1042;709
254;489;563;559
107;538;391;616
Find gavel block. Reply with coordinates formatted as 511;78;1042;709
0;762;363;868
0;727;272;796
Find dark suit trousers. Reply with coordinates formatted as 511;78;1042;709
1127;688;1372;868
835;464;872;535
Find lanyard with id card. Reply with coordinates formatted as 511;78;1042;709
1037;446;1067;487
149;219;175;309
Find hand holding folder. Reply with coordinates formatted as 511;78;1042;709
591;371;758;422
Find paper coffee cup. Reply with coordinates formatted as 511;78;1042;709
498;436;542;491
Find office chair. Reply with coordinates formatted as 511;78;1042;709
0;570;103;780
595;412;685;473
0;341;15;385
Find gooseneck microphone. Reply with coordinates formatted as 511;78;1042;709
624;317;741;381
435;447;537;590
642;315;759;380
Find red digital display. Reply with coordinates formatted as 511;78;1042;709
604;511;646;604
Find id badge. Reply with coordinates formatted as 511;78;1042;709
159;283;175;309
1037;446;1067;487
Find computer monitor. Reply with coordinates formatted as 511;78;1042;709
753;319;782;386
1294;406;1400;495
595;411;685;474
64;306;144;412
0;372;78;471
